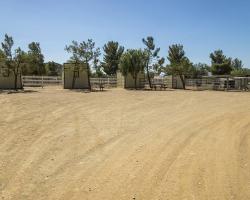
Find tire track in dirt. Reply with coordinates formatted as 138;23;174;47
1;88;250;200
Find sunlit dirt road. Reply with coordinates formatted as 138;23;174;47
0;87;249;200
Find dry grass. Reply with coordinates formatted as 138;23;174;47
0;87;250;200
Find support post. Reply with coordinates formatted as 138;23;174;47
42;76;44;88
226;77;229;91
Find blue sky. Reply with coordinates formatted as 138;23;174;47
0;0;250;67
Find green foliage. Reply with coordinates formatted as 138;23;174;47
65;39;101;89
142;36;160;87
230;58;250;76
13;42;46;76
1;35;47;76
152;57;165;75
65;39;100;64
189;63;210;78
210;50;226;64
166;44;192;89
166;44;191;74
120;49;146;89
166;44;191;75
0;34;26;89
45;61;63;76
167;44;185;65
231;58;243;70
1;34;14;59
231;68;250;77
0;49;6;62
1;34;248;82
102;41;124;76
211;62;232;75
210;50;232;75
26;42;45;75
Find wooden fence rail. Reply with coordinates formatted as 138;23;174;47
22;76;62;87
90;78;117;88
22;76;117;88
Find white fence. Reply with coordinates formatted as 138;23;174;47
185;78;250;91
90;78;117;88
22;76;117;88
22;76;62;87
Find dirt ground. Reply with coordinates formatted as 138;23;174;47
0;87;250;200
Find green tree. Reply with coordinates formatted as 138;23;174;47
45;61;63;76
232;58;244;69
27;42;45;75
190;63;210;78
152;57;165;75
142;36;160;88
92;58;106;78
120;49;145;89
1;34;26;90
210;50;232;75
230;58;248;76
65;39;100;90
102;41;124;76
13;48;26;89
0;49;6;61
166;44;192;89
231;58;243;70
231;68;250;76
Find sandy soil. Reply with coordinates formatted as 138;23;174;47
0;87;250;200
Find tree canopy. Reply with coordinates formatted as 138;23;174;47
65;39;101;89
0;34;26;89
1;33;250;82
120;49;145;89
142;36;161;88
45;61;63;76
1;34;14;60
210;50;232;75
102;41;124;76
26;42;45;75
232;58;243;70
166;44;192;89
189;63;210;78
0;49;6;61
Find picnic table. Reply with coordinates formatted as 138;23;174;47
152;83;168;90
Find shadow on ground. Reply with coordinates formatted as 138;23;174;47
67;89;109;93
0;89;38;94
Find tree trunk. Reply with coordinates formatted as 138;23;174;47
134;74;137;90
87;63;91;90
179;74;186;90
14;65;19;91
14;73;18;91
146;63;152;88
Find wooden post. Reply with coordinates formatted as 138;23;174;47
226;77;229;91
42;76;44;88
116;71;124;88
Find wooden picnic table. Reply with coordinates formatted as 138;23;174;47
152;83;167;90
